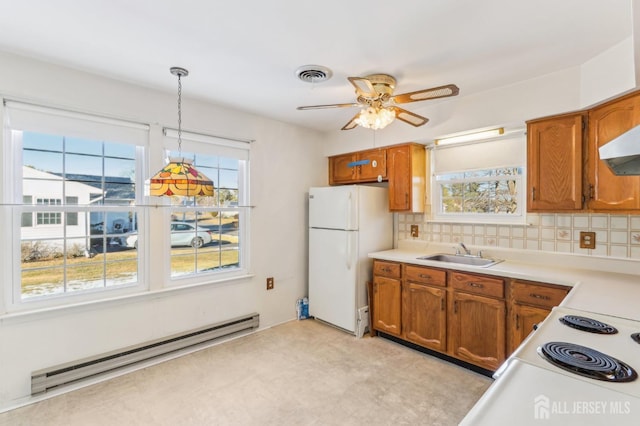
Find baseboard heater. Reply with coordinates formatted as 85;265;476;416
31;312;259;395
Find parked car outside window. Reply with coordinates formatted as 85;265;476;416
125;222;213;249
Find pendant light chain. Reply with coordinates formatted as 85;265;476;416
177;72;183;157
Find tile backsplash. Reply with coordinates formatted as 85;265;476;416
398;214;640;260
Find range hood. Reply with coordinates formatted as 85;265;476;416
598;124;640;175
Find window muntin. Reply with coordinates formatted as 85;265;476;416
166;150;243;278
18;130;139;300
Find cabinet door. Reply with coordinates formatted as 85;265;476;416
329;153;357;185
387;144;426;212
403;282;447;352
449;291;506;370
357;148;387;181
372;276;402;336
587;93;640;210
527;114;584;211
509;304;550;354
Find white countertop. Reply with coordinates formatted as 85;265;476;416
369;240;640;319
371;241;640;425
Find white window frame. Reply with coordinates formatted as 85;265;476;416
3;100;149;311
432;166;525;224
156;128;251;287
430;131;527;225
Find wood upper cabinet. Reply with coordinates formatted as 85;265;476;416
328;148;387;185
526;113;585;211
372;260;402;336
587;92;640;211
387;143;426;213
402;265;447;352
507;280;570;354
448;271;506;371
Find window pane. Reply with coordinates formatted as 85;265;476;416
169;209;240;278
18;128;142;300
436;167;522;217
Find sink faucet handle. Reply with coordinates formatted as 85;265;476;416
453;246;461;255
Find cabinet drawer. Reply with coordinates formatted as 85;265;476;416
404;265;446;287
373;260;401;278
511;281;570;308
449;272;504;298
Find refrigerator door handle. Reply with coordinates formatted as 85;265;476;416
346;232;353;270
347;191;353;230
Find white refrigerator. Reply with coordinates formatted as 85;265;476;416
308;185;393;336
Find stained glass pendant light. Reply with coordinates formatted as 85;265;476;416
150;67;214;197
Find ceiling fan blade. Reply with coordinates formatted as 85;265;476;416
341;113;361;130
391;107;429;127
347;77;377;98
391;84;460;104
297;102;360;110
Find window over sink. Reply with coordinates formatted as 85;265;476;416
431;131;526;224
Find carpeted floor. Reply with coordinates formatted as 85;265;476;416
0;319;491;426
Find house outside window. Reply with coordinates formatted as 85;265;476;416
162;129;249;281
3;101;251;309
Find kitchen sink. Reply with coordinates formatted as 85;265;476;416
417;253;503;268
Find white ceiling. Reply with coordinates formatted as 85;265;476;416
0;0;634;133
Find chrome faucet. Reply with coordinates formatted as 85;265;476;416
459;242;472;256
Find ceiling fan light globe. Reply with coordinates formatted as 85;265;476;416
355;107;395;130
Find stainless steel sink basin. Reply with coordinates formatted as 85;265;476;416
417;253;503;268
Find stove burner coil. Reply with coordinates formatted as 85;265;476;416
632;333;640;344
559;315;618;334
539;341;637;382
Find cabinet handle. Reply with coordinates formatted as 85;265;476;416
382;267;391;273
588;184;594;200
515;314;519;330
419;274;432;279
529;293;550;300
531;187;536;201
468;282;484;289
441;299;445;311
454;300;458;313
405;192;409;207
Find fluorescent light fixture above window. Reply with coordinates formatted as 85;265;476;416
435;127;504;146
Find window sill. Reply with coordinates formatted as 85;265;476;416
0;273;255;324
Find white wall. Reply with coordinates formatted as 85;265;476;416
0;52;326;409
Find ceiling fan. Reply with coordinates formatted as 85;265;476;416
297;74;459;130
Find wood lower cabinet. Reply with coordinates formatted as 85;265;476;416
371;261;571;371
587;92;640;211
509;304;550;353
448;272;506;371
526;113;585;211
508;280;571;353
372;260;402;336
402;265;447;352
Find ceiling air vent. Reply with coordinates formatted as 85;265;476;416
295;65;333;83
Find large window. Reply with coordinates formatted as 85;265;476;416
3;102;250;308
5;101;147;303
162;130;249;280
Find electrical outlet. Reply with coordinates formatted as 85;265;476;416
410;225;419;238
266;277;274;290
579;231;596;249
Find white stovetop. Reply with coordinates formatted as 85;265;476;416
369;240;640;424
